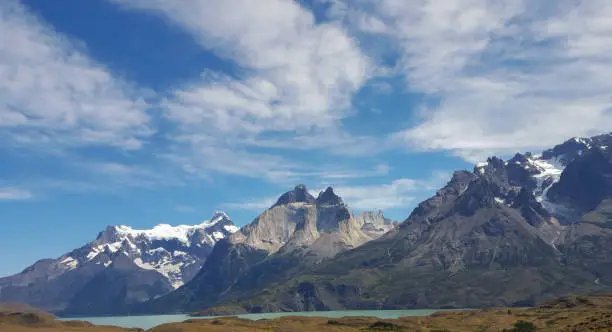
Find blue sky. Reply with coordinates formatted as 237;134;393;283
1;0;611;277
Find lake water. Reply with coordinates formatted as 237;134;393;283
60;309;439;330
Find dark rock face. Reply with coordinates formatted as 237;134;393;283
140;240;269;314
316;187;344;206
453;178;497;216
316;187;349;232
548;149;612;214
62;254;174;316
511;188;551;227
272;184;316;207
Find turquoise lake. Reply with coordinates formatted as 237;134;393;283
60;309;440;330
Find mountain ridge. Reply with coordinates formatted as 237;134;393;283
183;132;612;314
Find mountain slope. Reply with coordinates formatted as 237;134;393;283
0;211;238;314
198;133;612;312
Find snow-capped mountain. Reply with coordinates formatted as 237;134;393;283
0;211;238;314
65;210;238;289
475;133;612;224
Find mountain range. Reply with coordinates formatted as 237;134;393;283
0;194;394;315
1;133;610;316
145;132;612;315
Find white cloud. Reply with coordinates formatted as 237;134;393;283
163;134;391;184
333;0;612;161
328;171;450;210
224;198;277;211
240;130;393;157
107;0;382;180
330;179;419;210
226;171;451;212
0;0;152;150
17;160;187;197
0;187;32;200
110;0;370;133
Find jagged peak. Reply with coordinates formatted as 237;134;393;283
212;210;229;219
94;211;236;247
448;170;478;187
316;186;344;206
206;210;233;226
272;184;316;207
541;135;600;165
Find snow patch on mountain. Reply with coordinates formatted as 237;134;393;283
59;256;78;270
224;225;239;233
476;162;488;174
53;211;238;290
529;156;565;202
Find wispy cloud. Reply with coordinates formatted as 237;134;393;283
323;171;450;210
225;171;450;212
223;198;277;211
329;0;612;161
0;0;152;151
108;0;385;182
0;187;32;200
163;138;391;185
111;0;370;133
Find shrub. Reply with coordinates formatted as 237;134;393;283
502;320;537;332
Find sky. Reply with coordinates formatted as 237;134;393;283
1;0;612;277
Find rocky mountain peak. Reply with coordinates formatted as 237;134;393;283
509;152;532;164
94;226;123;244
210;210;231;222
445;171;477;194
355;210;396;238
453;178;499;216
540;134;611;166
272;184;316;207
316;187;344;206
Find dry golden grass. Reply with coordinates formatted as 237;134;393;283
5;295;612;331
149;307;612;332
0;304;142;332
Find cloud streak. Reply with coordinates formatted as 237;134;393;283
329;0;612;161
226;171;450;212
0;187;32;200
0;0;152;151
108;0;383;182
110;0;370;133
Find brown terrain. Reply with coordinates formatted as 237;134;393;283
4;294;612;331
0;303;141;332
